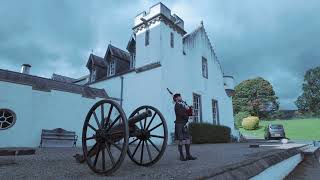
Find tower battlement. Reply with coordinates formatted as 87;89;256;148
134;2;184;31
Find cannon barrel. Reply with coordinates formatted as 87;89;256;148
128;110;152;126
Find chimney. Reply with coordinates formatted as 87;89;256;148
20;64;31;74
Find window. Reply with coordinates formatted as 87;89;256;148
193;93;202;123
212;99;219;125
109;60;116;76
170;32;174;48
91;69;96;82
130;54;136;69
202;57;208;78
0;109;16;130
145;29;150;46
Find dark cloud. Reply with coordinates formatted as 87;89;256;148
1;0;319;109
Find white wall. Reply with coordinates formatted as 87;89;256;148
0;81;100;147
184;27;236;134
91;20;238;142
135;21;162;68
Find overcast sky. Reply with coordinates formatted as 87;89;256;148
1;0;319;110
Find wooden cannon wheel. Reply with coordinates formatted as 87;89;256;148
127;106;168;166
82;99;129;175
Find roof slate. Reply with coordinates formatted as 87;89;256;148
51;73;77;83
86;54;107;69
0;69;108;99
106;44;130;62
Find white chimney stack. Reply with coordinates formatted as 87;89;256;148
20;64;31;74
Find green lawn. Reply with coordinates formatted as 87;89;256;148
239;118;320;140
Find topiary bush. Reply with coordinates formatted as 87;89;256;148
189;122;231;144
242;116;259;130
235;111;251;128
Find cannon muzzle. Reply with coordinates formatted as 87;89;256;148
128;110;152;126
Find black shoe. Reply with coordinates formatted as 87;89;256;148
186;156;197;160
180;156;187;161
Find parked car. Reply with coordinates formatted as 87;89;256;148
264;124;286;140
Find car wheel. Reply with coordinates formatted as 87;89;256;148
267;133;271;140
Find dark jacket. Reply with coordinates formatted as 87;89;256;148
175;102;189;124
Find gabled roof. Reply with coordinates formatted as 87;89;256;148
51;73;77;83
183;23;223;73
126;35;136;53
86;54;107;69
105;44;130;62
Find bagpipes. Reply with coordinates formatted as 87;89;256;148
166;88;193;116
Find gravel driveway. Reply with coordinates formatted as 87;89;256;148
0;143;295;180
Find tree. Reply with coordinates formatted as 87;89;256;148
295;66;320;114
233;77;279;117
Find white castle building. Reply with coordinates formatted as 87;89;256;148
0;3;237;147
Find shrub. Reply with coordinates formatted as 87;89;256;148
189;122;231;144
242;116;259;130
235;111;251;128
267;110;284;120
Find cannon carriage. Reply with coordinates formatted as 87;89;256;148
82;99;168;175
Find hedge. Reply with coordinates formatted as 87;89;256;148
189;122;231;144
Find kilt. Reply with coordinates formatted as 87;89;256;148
174;123;191;145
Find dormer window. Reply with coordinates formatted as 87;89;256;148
170;32;174;48
145;30;150;46
202;57;208;79
109;60;116;76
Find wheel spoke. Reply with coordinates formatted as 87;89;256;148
140;140;145;164
139;119;143;129
105;105;113;128
88;124;97;132
105;143;115;166
145;140;152;161
143;108;148;129
85;136;95;140
101;144;106;171
88;143;97;157
108;140;122;151
93;143;101;167
129;138;139;145
146;112;157;130
107;115;121;131
100;104;105;127
132;140;142;157
143;118;147;130
147;139;160;152
93;111;101;129
150;134;165;139
148;123;163;133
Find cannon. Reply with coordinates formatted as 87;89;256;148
82;99;168;175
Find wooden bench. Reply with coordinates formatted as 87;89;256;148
40;128;78;147
0;148;35;156
0;148;36;165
